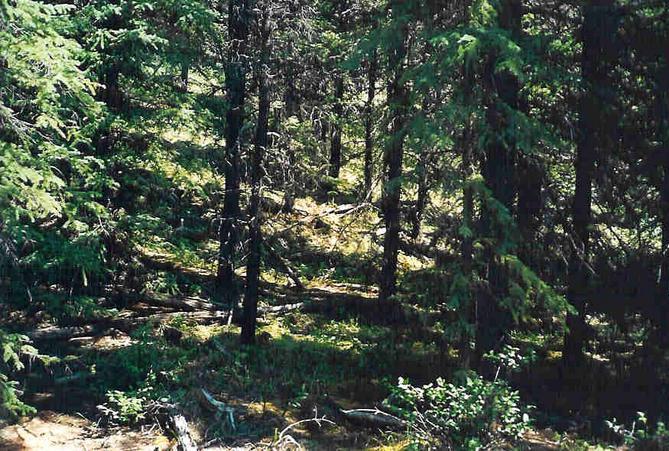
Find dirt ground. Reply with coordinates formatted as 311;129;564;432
0;411;170;451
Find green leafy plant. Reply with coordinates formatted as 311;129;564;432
606;412;669;448
99;389;149;425
384;373;533;450
0;331;39;420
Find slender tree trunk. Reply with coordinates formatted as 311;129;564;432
329;75;344;178
459;121;474;370
379;3;409;307
216;0;249;308
179;61;189;93
475;0;521;363
656;40;669;341
517;158;543;262
103;64;122;112
284;43;299;119
660;157;669;334
516;84;542;266
241;12;270;346
563;0;617;367
281;73;296;213
363;50;378;195
410;149;430;239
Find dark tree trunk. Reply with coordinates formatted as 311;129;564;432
475;0;521;364
656;42;669;340
216;0;249;308
410;150;430;239
179;62;189;93
563;0;617;367
103;64;122;112
516;79;542;267
241;13;270;346
363;50;378;195
459;121;474;370
379;3;409;307
284;46;299;120
517;158;543;255
329;75;344;178
517;156;543;284
660;157;669;334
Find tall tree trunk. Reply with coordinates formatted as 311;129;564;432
660;156;669;336
563;0;617;367
329;75;344;178
656;34;669;342
517;155;543;247
475;0;521;363
281;64;297;213
516;85;542;267
379;3;409;307
363;50;378;195
103;64;122;112
517;158;543;308
284;42;299;119
179;61;189;93
216;0;249;308
459;121;474;370
410;149;430;239
241;11;270;346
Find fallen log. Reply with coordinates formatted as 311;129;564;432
140;294;217;312
110;310;228;332
398;236;451;263
168;409;197;451
28;325;104;341
260;302;305;315
122;292;217;312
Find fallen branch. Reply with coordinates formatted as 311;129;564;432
264;242;304;291
199;388;236;431
273;414;336;450
340;408;406;429
399;236;451;263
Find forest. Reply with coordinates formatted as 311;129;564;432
1;0;668;449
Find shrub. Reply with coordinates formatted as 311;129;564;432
0;332;38;421
384;373;533;450
606;412;669;449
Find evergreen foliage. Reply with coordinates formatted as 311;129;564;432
1;0;669;447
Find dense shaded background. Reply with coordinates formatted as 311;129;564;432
1;0;669;448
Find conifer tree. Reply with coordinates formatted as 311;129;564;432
216;0;251;309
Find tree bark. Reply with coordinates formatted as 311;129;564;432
656;30;669;341
241;8;270;346
410;149;430;240
379;2;410;307
216;0;250;309
517;157;543;264
179;61;189;93
475;0;521;363
103;64;122;112
563;0;617;367
329;75;345;178
363;50;378;194
660;155;669;336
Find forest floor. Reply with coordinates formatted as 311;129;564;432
0;135;643;449
0;194;615;450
